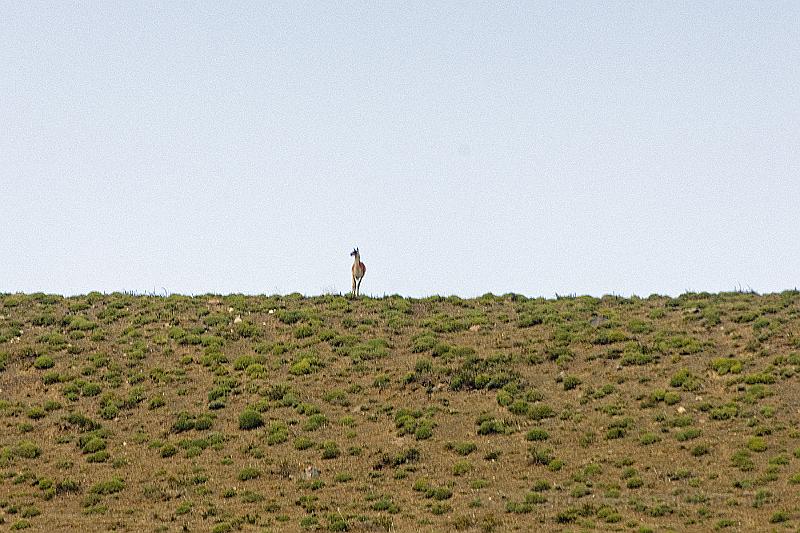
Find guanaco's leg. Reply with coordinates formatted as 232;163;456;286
356;277;362;297
352;275;356;296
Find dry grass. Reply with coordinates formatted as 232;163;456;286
0;290;799;531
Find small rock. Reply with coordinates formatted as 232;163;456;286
302;466;320;480
233;315;243;324
589;315;607;327
677;406;686;414
469;324;481;332
228;307;234;313
268;309;275;314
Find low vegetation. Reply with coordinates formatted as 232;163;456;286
0;290;799;530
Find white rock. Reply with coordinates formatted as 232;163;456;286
233;315;243;324
302;466;320;479
677;406;686;414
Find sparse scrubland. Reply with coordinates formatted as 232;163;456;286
0;290;799;531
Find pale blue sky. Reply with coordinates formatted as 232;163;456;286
2;2;798;297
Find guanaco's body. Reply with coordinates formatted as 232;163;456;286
350;248;366;296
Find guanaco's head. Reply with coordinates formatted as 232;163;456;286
350;247;359;257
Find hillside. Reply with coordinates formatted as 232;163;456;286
0;291;799;532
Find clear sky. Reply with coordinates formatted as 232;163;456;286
2;2;798;297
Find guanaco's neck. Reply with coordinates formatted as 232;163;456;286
352;253;360;265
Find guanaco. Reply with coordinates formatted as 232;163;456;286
350;248;366;296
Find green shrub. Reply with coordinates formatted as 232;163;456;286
245;363;268;379
27;406;46;420
528;404;555;421
276;310;303;324
411;333;437;353
415;420;434;440
744;372;775;385
194;414;213;430
447;442;477;456
476;416;510;435
81;437;106;454
517;314;543;328
691;444;710;456
452;460;472;476
670;369;701;391
33;355;55;369
289;353;322;375
293;324;315;339
710;358;743;375
234;321;260;339
747;437;767;452
42;371;61;384
660;393;681;408
160;444;178;458
238;467;260;481
370;495;400;513
56;479;80;494
173;412;197;432
496;390;513;407
239;410;264;430
731;450;754;471
90;477;125;494
303;413;328;431
148;396;166;410
267;421;289;445
20;505;42;518
14;441;41;459
66;316;97;331
294;437;315;450
563;376;581;391
321;441;340;459
626;476;644;488
594;329;628;345
675;428;701;441
709;403;739;420
526;428;549;441
640;433;660;445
